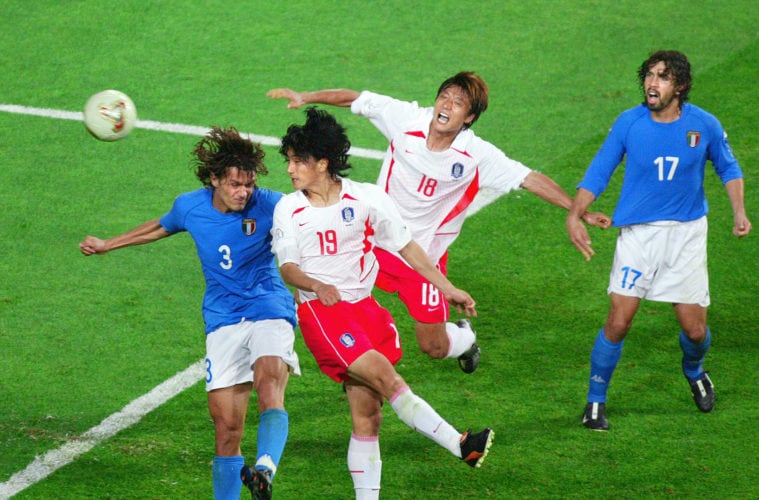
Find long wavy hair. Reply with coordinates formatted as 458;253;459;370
193;126;267;186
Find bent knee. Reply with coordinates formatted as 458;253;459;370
682;326;708;343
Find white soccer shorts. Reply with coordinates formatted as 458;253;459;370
204;318;301;391
607;216;710;307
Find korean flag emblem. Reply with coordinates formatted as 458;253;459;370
339;333;356;348
242;218;257;235
687;131;701;148
451;162;464;179
342;207;355;223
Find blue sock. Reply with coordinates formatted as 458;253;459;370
212;455;244;500
680;328;711;381
256;408;289;477
587;329;623;403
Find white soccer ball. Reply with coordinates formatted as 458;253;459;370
83;89;137;141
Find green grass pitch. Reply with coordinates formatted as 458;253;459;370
1;1;757;498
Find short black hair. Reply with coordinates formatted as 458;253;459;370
279;107;352;178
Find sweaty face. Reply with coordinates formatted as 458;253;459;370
432;85;475;133
210;167;255;213
644;61;680;114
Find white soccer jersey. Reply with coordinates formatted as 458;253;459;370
351;91;533;263
272;178;413;303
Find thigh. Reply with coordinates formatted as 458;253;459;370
249;321;298;408
253;355;291;411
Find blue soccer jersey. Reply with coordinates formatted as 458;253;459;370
160;187;296;333
579;103;743;226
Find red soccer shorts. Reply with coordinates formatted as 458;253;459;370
297;296;403;382
373;247;450;323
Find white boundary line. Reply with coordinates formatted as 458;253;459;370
0;103;501;498
0;360;206;498
0;104;501;210
0;104;386;160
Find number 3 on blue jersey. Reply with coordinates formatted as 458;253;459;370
218;244;232;270
620;266;642;289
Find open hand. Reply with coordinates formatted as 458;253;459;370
266;88;305;109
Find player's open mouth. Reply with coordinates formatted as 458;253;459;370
437;112;450;124
646;90;659;103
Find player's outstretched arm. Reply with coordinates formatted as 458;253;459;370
79;219;170;256
724;178;752;238
398;240;477;317
521;171;611;229
521;171;573;210
266;88;361;109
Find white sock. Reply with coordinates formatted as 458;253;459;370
255;454;277;476
348;434;381;499
445;321;476;358
389;386;462;457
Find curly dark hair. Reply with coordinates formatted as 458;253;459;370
436;71;489;128
279;107;352;178
193;126;267;186
638;50;692;105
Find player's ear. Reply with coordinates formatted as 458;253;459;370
210;173;220;188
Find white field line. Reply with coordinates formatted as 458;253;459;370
0;104;386;160
0;360;206;498
0;103;501;498
0;103;501;210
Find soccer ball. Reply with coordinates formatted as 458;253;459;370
83;89;137;141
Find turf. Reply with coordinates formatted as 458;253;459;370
1;1;757;498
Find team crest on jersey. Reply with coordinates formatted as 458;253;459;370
451;162;465;178
342;207;355;223
686;131;701;148
339;333;356;348
242;218;256;235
